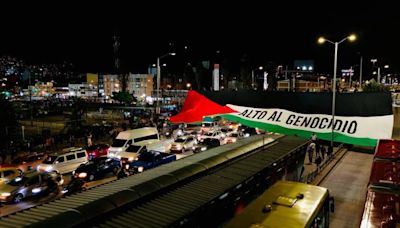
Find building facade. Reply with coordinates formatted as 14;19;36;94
102;74;153;100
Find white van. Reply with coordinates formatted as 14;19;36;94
108;127;159;158
119;141;156;162
37;148;88;174
201;121;219;133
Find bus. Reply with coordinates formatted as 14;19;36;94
360;187;400;228
374;139;400;160
225;181;334;228
369;159;400;188
359;138;400;227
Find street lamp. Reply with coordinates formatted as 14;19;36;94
156;52;175;114
318;34;357;148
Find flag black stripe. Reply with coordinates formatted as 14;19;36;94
200;91;392;117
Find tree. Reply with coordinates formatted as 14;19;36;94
64;97;86;137
268;62;279;91
362;79;390;92
112;91;136;105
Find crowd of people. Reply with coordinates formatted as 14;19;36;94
306;133;333;171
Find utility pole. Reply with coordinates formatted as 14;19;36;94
113;34;126;92
359;55;363;88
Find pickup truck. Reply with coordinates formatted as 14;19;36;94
123;150;176;175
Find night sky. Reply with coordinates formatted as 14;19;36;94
0;2;398;76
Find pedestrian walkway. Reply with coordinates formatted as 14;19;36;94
301;145;343;183
320;151;373;228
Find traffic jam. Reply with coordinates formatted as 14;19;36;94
0;118;263;214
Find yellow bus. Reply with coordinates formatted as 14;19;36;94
225;181;334;228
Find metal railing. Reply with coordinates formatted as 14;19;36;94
301;144;344;183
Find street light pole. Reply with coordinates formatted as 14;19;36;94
359;56;363;88
318;34;357;148
28;70;33;126
156;57;161;115
331;42;338;148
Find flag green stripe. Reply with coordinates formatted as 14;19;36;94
219;114;377;147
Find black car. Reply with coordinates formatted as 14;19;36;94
193;138;220;153
73;157;121;182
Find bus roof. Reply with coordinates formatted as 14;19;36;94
225;181;329;228
369;160;400;188
374;139;400;160
360;188;400;228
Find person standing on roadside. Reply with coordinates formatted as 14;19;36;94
307;142;315;164
311;132;317;143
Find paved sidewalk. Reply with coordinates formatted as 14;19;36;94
302;145;344;183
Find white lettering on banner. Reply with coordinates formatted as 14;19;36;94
228;104;393;140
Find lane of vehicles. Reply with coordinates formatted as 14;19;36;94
0;135;278;227
0;121;252;209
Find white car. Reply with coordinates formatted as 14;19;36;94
199;130;225;143
170;136;197;153
224;132;242;144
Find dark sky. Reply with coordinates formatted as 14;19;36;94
0;2;398;75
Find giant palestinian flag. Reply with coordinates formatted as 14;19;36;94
170;90;393;146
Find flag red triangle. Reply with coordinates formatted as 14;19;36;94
170;90;236;123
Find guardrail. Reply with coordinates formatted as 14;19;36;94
301;144;345;184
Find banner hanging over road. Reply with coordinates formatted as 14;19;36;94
170;90;393;146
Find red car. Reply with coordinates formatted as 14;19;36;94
86;144;110;159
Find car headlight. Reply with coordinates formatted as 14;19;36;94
78;172;87;178
138;166;144;172
201;146;207;151
1;193;11;197
32;187;42;194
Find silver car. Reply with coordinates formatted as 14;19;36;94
170;136;197;153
